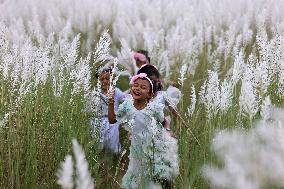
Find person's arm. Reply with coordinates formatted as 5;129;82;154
162;118;170;129
162;117;176;138
168;105;179;118
107;90;117;124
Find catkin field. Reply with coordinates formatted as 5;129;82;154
0;0;284;188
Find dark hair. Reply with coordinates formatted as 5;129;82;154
95;67;112;78
136;49;150;63
137;65;162;92
137;65;160;77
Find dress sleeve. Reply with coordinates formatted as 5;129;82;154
149;102;165;123
164;85;182;110
115;88;125;103
116;101;127;122
116;98;133;131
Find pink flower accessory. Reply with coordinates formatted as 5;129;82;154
130;73;154;93
133;52;148;63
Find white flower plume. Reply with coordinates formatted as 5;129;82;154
72;139;95;189
56;155;74;189
203;108;284;189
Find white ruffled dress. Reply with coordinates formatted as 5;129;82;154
116;97;179;189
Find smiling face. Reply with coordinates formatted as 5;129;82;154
131;78;153;101
98;71;110;92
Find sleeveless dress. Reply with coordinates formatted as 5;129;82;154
116;97;179;189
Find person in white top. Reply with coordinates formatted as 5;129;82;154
90;68;126;154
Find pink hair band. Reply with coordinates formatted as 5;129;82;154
130;73;154;92
133;52;148;63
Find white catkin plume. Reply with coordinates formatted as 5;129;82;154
239;66;259;119
219;79;233;113
70;53;91;101
52;71;64;97
0;113;9;128
63;34;80;68
254;35;271;96
72;139;95;189
93;30;113;64
56;155;74;189
83;79;102;114
202;71;221;118
203;107;284;189
111;70;121;87
231;50;245;87
260;96;272;121
157;50;171;79
14;81;33;110
94;81;102;108
187;84;196;117
199;80;207;105
107;58;121;94
116;38;135;77
178;63;188;87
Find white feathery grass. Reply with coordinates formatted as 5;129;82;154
178;63;188;87
203;107;284;189
93;30;113;64
231;50;245;87
220;79;233;113
107;58;121;94
239;65;259;119
116;38;135;77
187;84;196;117
260;96;272;121
201;71;221;118
72;139;95;189
57;155;74;189
70;53;91;101
0;113;9;128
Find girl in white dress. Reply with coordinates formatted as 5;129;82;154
90;68;125;154
108;73;179;189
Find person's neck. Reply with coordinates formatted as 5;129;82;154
102;88;108;95
133;99;147;110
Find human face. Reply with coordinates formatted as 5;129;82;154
135;60;146;68
99;71;110;92
131;78;152;101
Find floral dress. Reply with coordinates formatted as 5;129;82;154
116;97;179;189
